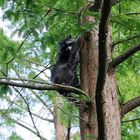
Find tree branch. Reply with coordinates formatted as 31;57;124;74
95;0;111;139
7;75;54;115
121;96;140;118
0;79;87;96
5;97;54;122
4;116;47;140
57;106;89;125
109;44;140;68
32;113;54;122
14;87;43;140
122;117;140;123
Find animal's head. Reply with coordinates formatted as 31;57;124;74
59;35;75;52
58;35;75;62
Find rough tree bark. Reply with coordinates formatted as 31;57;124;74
79;23;121;140
54;96;66;140
80;29;99;139
95;0;121;139
79;0;121;140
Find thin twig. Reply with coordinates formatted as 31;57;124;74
1;62;54;117
111;34;140;48
3;115;47;140
13;87;44;140
122;118;140;123
5;97;54;122
57;106;88;125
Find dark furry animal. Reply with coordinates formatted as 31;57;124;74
51;35;81;99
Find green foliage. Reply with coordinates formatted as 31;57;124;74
8;132;24;140
112;0;140;45
0;29;19;95
0;0;140;139
0;29;17;63
112;1;140;139
0;0;4;6
0;85;9;96
60;100;79;127
1;0;93;49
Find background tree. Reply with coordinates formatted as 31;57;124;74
0;0;140;140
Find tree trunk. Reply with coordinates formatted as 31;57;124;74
54;96;66;140
80;20;121;139
103;69;121;140
102;28;121;139
80;29;99;139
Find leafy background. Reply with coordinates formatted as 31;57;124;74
0;0;140;139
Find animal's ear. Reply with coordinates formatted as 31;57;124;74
59;35;72;46
64;35;72;41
